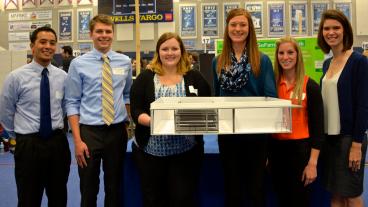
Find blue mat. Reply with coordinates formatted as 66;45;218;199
0;134;367;207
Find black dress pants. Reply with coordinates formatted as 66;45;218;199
218;134;268;207
268;138;312;207
79;122;127;207
15;130;71;207
132;143;203;207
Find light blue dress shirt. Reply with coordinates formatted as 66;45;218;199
65;48;132;125
0;60;67;138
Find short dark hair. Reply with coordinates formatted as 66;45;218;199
89;14;114;32
30;26;57;44
317;9;353;54
62;45;73;56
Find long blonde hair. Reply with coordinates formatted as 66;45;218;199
150;32;191;75
274;36;305;105
217;8;260;77
363;50;368;57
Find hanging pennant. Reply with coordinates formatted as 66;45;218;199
22;0;36;8
5;0;19;10
77;0;92;5
39;0;54;7
57;0;72;7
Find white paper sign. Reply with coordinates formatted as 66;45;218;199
8;10;52;21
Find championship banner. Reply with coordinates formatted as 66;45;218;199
289;2;308;36
268;2;285;37
180;4;197;39
98;0;173;24
201;3;219;37
311;2;329;35
245;2;263;37
58;10;73;42
77;8;92;41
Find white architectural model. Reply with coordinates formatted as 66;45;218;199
150;97;296;135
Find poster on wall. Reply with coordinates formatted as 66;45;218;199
201;3;219;37
79;43;93;53
22;0;36;9
245;2;263;37
99;0;173;23
334;1;352;22
58;10;73;42
311;2;329;35
8;32;30;41
183;39;196;50
268;2;285;37
9;42;30;51
290;2;307;36
180;4;197;39
77;8;92;41
8;10;52;21
9;21;52;31
223;2;240;31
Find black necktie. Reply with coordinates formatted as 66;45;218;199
39;68;52;139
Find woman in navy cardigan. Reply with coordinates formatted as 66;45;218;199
318;9;368;207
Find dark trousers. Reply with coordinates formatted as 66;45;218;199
15;130;71;207
268;138;312;207
79;122;127;207
132;143;203;207
218;134;268;207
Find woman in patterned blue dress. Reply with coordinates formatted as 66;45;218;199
130;32;211;207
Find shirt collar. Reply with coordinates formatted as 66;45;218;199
279;76;296;90
92;48;113;60
30;60;52;73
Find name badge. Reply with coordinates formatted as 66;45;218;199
55;91;63;99
112;67;125;75
189;85;198;95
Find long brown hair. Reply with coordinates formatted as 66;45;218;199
150;32;191;75
217;8;260;77
317;9;353;54
274;36;305;104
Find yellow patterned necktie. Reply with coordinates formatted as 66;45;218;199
102;54;115;125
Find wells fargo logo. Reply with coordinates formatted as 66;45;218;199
110;13;173;23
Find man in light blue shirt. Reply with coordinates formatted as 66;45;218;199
0;26;71;207
65;14;132;207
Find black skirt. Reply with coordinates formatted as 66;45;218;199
322;134;367;197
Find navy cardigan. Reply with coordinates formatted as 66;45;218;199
321;52;368;143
